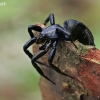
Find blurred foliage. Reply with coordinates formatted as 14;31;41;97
0;0;100;100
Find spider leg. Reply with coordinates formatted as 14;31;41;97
23;37;52;72
23;37;37;59
44;13;55;25
48;40;74;79
39;41;47;50
71;39;78;49
57;26;78;49
24;38;55;84
28;25;42;38
69;34;78;49
31;41;55;84
36;61;50;67
31;50;55;84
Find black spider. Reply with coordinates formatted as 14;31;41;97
23;14;95;84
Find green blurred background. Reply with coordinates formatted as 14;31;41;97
0;0;100;100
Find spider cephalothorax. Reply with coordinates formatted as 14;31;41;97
23;13;95;84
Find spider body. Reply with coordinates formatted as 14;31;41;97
23;13;95;84
36;24;70;44
40;24;60;39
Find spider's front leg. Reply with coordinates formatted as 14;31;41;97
24;39;55;84
23;37;37;59
32;42;56;84
48;40;74;79
28;25;42;38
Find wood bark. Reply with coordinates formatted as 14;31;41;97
32;34;100;100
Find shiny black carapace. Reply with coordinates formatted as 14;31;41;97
23;14;95;84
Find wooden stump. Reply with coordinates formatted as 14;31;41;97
32;40;100;100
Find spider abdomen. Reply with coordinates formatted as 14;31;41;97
63;20;95;46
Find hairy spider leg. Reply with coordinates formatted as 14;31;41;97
44;13;55;25
48;40;74;79
28;25;42;38
24;39;55;84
